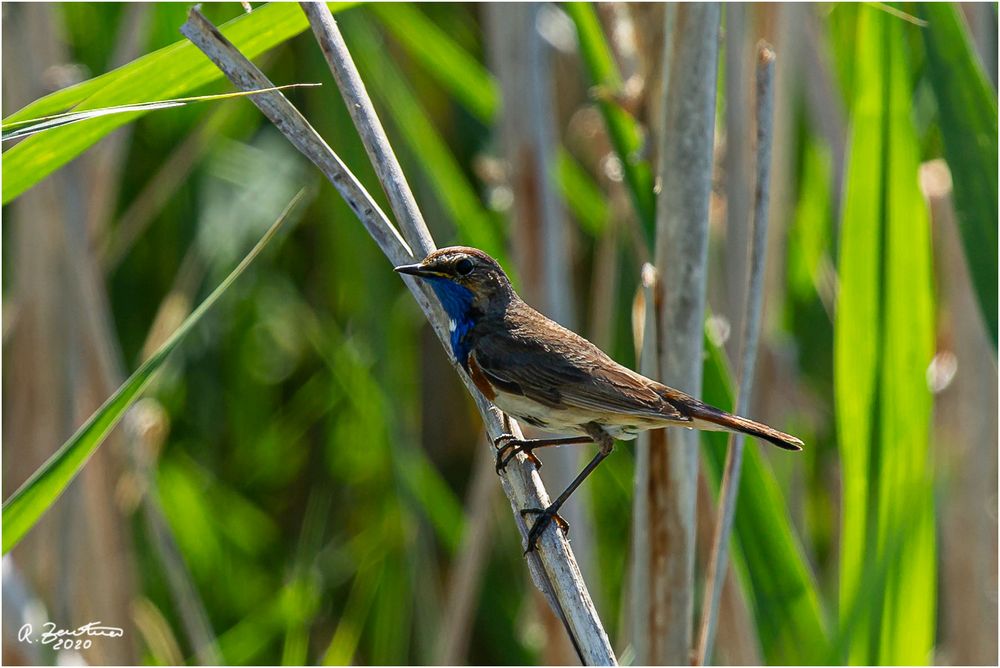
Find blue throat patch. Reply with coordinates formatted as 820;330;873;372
426;277;477;367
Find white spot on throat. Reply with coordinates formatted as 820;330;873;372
449;319;457;333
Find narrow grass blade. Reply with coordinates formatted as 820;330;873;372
1;84;319;141
393;447;466;553
321;561;380;664
556;147;609;236
916;2;998;347
834;10;883;659
701;340;830;664
1;191;307;554
343;13;505;260
2;3;356;204
369;3;498;124
564;3;655;239
786;139;833;304
874;11;937;661
835;9;888;661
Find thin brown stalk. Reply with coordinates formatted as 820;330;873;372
182;7;615;663
722;3;752;364
695;42;777;666
3;6;137;662
627;18;669;661
531;9;600;603
695;470;762;665
84;3;150;240
434;438;498;664
632;5;720;664
629;262;664;662
586;220;620;352
123;249;220;665
922;160;998;665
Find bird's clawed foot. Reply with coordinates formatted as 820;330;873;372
493;434;542;474
520;506;569;553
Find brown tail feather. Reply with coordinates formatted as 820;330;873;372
657;386;803;451
688;402;803;450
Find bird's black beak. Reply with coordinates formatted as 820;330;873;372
394;262;436;278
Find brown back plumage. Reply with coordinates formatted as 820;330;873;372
473;300;687;420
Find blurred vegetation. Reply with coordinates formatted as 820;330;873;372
2;2;997;666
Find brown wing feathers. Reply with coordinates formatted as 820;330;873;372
475;302;801;451
475;305;688;421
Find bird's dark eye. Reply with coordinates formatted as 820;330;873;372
455;258;474;276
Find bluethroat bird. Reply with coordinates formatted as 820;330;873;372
396;247;802;552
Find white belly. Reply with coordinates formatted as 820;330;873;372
492;390;658;440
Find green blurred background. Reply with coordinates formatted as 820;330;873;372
2;2;997;665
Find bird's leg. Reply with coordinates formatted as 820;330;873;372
493;434;593;474
499;436;593;472
520;424;614;553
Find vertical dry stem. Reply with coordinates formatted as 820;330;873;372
433;438;498;664
3;6;138;662
630;263;663;662
695;42;777;666
721;4;752;364
633;4;720;664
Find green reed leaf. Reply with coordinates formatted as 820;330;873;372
1;84;318;141
2;3;356;204
2;191;307;554
835;7;936;662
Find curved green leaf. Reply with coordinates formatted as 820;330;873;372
2;3;356;204
1;84;318;141
369;3;498;124
564;2;655;240
557;147;610;236
701;340;830;664
2;191;307;554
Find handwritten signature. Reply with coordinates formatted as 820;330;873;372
18;622;124;651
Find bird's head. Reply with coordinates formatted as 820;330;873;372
394;246;514;321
